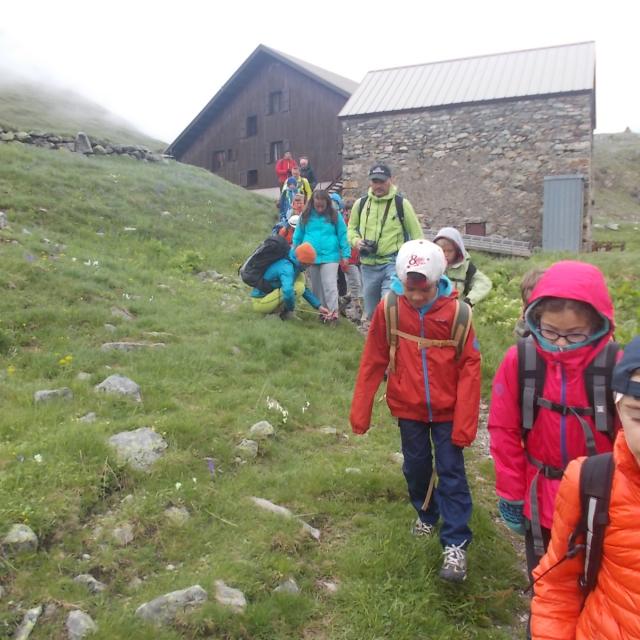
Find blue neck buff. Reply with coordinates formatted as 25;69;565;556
391;275;453;314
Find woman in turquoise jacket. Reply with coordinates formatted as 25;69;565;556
293;190;350;324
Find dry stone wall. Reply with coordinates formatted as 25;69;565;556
0;127;165;162
341;93;593;248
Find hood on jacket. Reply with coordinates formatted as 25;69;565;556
433;227;466;265
367;184;398;202
524;261;615;352
391;274;453;298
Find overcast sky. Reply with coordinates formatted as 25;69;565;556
2;0;638;142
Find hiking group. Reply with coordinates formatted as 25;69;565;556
240;158;640;638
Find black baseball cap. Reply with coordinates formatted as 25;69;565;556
612;336;640;399
368;164;392;180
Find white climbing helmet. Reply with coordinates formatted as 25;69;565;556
396;239;446;283
288;215;300;228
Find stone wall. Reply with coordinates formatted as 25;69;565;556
340;93;594;248
0;128;165;162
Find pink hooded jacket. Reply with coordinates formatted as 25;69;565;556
488;261;618;529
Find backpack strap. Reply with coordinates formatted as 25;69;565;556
463;262;477;297
450;299;472;359
517;336;546;432
394;194;409;242
570;452;615;597
384;291;399;373
585;341;620;439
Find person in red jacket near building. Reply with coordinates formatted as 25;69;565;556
275;151;297;188
350;239;481;583
531;336;640;640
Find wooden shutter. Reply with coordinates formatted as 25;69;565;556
282;88;290;112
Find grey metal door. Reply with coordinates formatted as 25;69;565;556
542;175;584;252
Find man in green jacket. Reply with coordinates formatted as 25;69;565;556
347;164;424;320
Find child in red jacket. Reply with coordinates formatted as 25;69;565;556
350;239;481;582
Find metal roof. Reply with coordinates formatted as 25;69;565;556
167;44;357;157
339;42;595;118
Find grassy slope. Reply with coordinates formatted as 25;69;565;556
0;81;166;151
593;131;640;222
0;143;525;639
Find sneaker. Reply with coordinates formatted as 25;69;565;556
411;518;435;537
439;543;467;582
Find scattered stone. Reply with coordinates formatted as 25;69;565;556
95;375;142;402
0;132;15;142
0;585;5;600
236;439;259;459
2;524;38;554
135;585;208;625
274;578;300;595
166;564;176;571
93;144;106;155
16;131;31;142
605;223;620;231
214;580;246;612
66;610;97;639
100;342;165;352
248;420;275;439
12;604;42;640
73;574;107;594
231;346;241;356
74;132;93;155
160;210;172;217
43;603;58;619
103;323;117;333
107;427;167;471
110;306;135;321
0;211;7;229
112;523;134;546
81;553;91;561
345;467;362;474
79;412;97;424
128;576;143;591
319;426;338;435
34;387;73;403
142;331;173;339
197;270;224;281
301;521;321;541
250;498;320;541
76;371;92;381
317;579;339;594
164;506;190;526
390;452;404;464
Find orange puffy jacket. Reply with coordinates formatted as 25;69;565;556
531;431;640;639
350;286;481;446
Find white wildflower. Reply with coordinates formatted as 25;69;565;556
175;482;182;490
33;453;43;463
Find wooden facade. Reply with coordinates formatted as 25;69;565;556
167;46;357;189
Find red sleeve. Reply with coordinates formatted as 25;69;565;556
275;159;287;180
531;460;585;639
349;302;390;434
488;347;528;502
451;324;482;447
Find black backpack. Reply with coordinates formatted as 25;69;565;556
448;261;477;297
239;235;290;294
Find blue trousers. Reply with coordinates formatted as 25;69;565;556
361;262;397;319
399;419;473;548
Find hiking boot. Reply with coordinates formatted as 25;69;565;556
411;518;435;537
439;543;467;583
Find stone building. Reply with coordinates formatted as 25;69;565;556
339;42;596;249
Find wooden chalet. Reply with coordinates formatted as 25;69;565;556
166;45;358;190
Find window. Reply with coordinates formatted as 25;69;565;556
247;169;258;187
465;222;487;236
227;149;234;162
246;115;258;137
212;149;226;171
269;141;284;164
268;91;282;114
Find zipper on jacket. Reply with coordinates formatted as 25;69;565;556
419;310;433;422
559;363;568;467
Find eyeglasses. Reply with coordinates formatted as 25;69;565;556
538;326;591;344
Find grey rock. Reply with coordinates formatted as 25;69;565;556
164;506;190;526
605;223;620;231
0;585;4;600
2;524;38;554
112;523;134;546
42;603;58;619
248;420;275;439
197;270;224;281
66;610;97;639
301;521;321;541
0;211;7;229
251;497;293;518
317;579;339;594
390;452;404;465
0;132;15;141
319;426;338;435
135;585;207;625
128;576;143;591
345;467;362;474
214;580;246;612
79;412;96;424
95;375;141;402
93;145;106;155
74;132;93;154
76;371;92;381
274;578;300;595
12;604;42;640
100;342;165;352
236;439;258;459
73;574;107;594
110;306;135;321
15;131;31;142
34;387;73;403
103;323;117;333
107;427;167;471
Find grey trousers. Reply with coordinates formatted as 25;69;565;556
308;262;339;312
345;264;362;299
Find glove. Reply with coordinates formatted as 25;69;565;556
498;498;525;536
